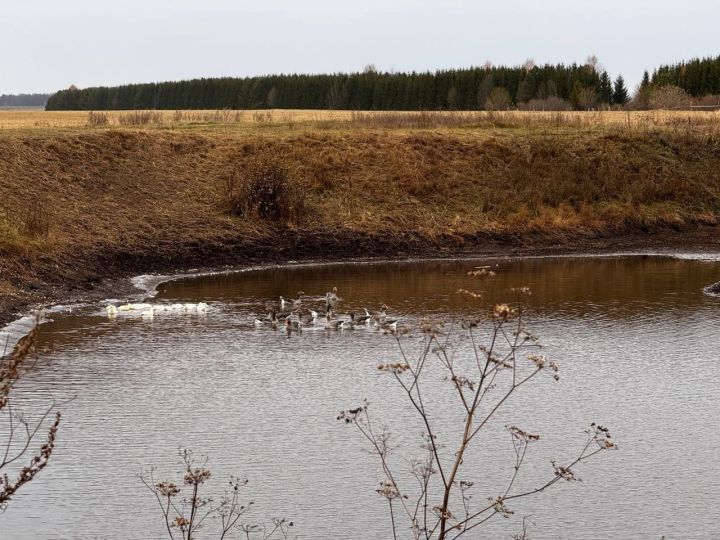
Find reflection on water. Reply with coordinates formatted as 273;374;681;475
3;256;720;539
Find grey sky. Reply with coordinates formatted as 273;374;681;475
2;0;718;94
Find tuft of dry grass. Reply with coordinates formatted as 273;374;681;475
86;111;109;127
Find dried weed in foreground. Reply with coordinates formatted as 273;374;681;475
141;448;293;540
339;296;616;539
0;316;62;510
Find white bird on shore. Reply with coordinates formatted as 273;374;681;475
196;302;209;312
106;305;118;318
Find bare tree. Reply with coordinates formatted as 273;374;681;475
1;317;61;510
141;448;293;540
339;288;616;539
485;87;512;111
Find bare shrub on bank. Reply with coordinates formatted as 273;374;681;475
1;319;62;509
339;290;616;539
221;152;305;223
141;448;292;540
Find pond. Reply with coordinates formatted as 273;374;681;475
3;255;720;539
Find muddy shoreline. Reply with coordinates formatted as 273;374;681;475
3;226;720;329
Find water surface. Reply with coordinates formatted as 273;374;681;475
3;256;720;539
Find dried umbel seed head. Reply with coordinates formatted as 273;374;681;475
551;460;579;482
487;496;514;518
184;468;211;486
450;375;476;391
337;401;369;423
155;482;181;497
377;363;411;374
506;425;541;442
527;354;560;380
493;303;517;320
376;482;406;500
590;423;617;449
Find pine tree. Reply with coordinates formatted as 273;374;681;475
613;76;629;106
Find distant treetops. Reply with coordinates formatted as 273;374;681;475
45;55;720;112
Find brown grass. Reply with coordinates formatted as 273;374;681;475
1;114;720;303
3;109;720;134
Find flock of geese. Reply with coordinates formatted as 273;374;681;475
103;287;398;332
255;287;400;331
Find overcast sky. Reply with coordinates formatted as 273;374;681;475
2;0;718;94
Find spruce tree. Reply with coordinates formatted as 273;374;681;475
640;70;650;89
599;71;613;105
613;75;629;106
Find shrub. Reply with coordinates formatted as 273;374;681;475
485;87;512;110
221;151;304;222
86;111;109;127
648;85;692;110
118;110;163;126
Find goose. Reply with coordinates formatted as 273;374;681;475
255;312;277;327
382;318;400;330
285;317;301;331
365;304;389;321
350;312;372;325
280;292;304;309
325;287;339;306
299;309;316;326
325;307;347;330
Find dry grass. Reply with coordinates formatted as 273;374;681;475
1;115;720;303
2;109;720;134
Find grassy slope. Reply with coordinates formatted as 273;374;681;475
1;120;720;316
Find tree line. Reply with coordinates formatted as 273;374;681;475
45;63;631;111
649;55;720;97
0;93;50;107
46;56;720;112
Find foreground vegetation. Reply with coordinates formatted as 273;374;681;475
1;109;720;321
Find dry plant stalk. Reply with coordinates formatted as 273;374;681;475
339;293;616;539
141;448;293;540
0;317;61;509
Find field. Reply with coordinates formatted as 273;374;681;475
3;108;720;133
2;108;720;322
